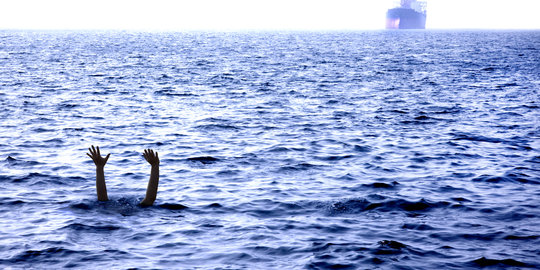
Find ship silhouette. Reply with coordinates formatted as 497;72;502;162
386;0;427;29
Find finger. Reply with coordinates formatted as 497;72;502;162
105;153;110;163
96;146;101;156
86;153;93;159
155;152;159;160
89;146;94;155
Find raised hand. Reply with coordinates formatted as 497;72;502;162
87;145;110;167
86;145;109;201
143;149;159;166
141;149;160;206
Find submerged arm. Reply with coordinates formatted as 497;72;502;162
86;145;110;201
140;149;160;206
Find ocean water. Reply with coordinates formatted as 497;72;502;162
0;30;539;269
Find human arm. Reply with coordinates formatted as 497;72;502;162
86;145;110;201
140;149;160;206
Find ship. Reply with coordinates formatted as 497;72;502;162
386;0;427;29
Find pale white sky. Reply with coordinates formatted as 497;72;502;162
0;0;539;31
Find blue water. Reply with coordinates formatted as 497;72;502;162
0;30;539;269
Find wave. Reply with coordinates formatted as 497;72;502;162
470;257;536;268
1;31;539;269
186;156;220;164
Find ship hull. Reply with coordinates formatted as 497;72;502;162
386;8;426;29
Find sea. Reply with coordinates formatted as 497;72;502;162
0;30;539;269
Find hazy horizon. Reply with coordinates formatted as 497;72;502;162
0;0;539;31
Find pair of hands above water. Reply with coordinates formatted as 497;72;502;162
86;145;159;167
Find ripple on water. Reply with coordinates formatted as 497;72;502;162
0;31;539;269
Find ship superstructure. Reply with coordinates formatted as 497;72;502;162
386;0;427;29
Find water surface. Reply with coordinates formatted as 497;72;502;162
0;30;539;269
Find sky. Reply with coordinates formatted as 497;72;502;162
0;0;539;31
